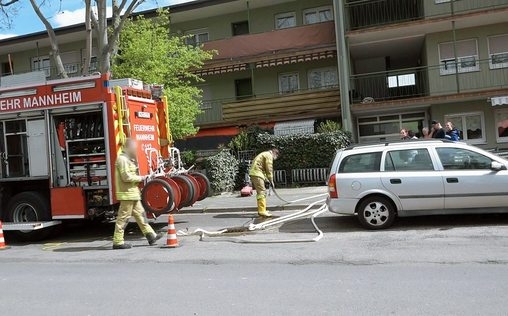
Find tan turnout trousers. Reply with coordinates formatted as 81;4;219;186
113;200;156;246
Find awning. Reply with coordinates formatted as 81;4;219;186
274;119;315;136
491;96;508;106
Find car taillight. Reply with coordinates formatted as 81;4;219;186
328;174;338;198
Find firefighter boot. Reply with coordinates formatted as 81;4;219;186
257;197;272;217
113;243;132;250
146;232;164;246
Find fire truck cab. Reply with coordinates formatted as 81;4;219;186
0;71;202;240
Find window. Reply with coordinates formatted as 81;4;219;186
444;112;485;144
439;39;479;75
303;6;333;25
31;56;51;77
488;34;508;69
278;72;300;94
339;152;382;173
185;29;209;46
437;148;492;170
275;12;296;29
385;149;434;171
232;21;249;36
494;109;508;142
387;73;416;88
1;61;12;76
358;112;426;143
308;67;338;89
235;78;253;100
200;85;213;110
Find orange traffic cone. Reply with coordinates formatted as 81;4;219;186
0;221;10;250
164;214;179;248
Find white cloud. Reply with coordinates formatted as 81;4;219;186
52;0;196;27
52;7;113;27
0;33;17;40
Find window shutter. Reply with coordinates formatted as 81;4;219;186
489;34;508;54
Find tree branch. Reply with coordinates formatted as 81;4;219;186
0;0;20;6
107;0;145;54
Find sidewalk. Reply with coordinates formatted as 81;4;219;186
180;186;328;213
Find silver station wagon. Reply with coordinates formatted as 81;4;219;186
327;140;508;229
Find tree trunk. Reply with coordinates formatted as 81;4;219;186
29;0;67;78
96;0;109;74
83;0;92;75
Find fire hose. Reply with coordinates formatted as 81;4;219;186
176;190;329;243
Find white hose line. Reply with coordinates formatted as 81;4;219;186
200;206;329;244
272;188;328;205
249;199;326;230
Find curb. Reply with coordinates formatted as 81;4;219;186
178;203;324;214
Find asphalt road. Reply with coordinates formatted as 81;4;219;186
2;211;508;315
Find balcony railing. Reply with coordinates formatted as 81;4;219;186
345;0;508;31
202;22;336;63
196;87;340;126
346;0;424;30
1;62;99;81
350;59;508;103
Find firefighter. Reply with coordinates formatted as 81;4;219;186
249;148;280;217
112;138;163;249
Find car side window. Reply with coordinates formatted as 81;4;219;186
436;147;492;170
384;149;434;171
339;152;382;173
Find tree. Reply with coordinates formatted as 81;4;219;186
112;10;214;139
0;0;146;77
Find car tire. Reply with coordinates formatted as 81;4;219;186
5;191;52;241
357;196;396;230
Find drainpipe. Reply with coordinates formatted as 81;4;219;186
451;0;460;93
333;0;354;136
247;0;254;97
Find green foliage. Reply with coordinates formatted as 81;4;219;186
205;150;239;193
317;120;342;133
112;9;214;139
180;150;196;166
255;131;352;172
228;125;272;152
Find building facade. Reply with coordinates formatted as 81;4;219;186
340;0;508;147
1;0;507;149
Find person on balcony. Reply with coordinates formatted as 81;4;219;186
249;148;280;217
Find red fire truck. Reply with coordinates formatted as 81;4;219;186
0;72;209;240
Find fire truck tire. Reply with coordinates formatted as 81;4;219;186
141;179;175;215
190;172;211;201
5;191;52;241
171;175;195;208
181;174;200;206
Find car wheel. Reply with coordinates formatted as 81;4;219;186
357;196;396;230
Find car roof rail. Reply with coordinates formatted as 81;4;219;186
344;139;455;150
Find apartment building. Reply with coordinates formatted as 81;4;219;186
171;0;340;149
1;0;507;149
339;0;508;147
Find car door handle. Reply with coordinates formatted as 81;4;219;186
446;178;459;183
390;179;402;184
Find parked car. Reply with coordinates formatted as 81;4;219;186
327;140;508;229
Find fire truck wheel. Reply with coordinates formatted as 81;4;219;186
171;175;195;208
6;191;52;241
190;172;211;201
141;179;175;215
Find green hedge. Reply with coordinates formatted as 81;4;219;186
205;150;239;193
255;131;352;172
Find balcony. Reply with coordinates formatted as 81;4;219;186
345;0;508;31
199;22;337;74
1;62;98;81
351;59;508;104
196;88;340;127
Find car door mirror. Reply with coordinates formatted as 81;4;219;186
491;161;506;171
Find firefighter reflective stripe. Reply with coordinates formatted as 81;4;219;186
249;151;274;181
115;154;143;200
